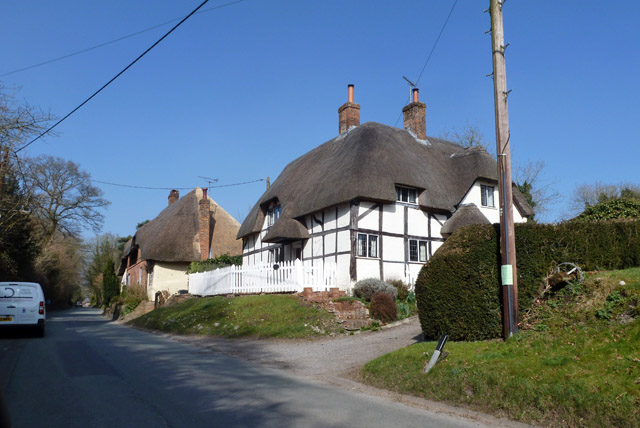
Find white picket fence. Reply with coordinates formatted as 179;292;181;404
188;260;337;297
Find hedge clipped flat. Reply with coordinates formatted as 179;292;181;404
415;220;640;341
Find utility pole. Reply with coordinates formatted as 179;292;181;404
490;0;518;338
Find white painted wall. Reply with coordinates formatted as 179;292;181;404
242;200;445;292
460;180;527;224
383;235;404;262
358;202;379;230
382;204;403;234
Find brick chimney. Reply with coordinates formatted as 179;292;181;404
338;84;360;134
402;88;426;140
168;189;179;206
199;188;211;260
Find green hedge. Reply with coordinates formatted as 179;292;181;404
415;220;640;341
187;254;242;274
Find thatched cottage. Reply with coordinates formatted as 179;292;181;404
118;187;241;300
237;85;533;289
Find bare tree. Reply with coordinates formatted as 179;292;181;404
513;160;560;221
0;86;55;191
439;123;491;153
569;182;640;215
23;155;110;240
441;124;558;220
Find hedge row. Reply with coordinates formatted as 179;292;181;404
415;220;640;341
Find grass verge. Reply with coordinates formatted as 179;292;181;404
361;268;640;428
128;294;343;338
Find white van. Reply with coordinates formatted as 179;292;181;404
0;282;46;337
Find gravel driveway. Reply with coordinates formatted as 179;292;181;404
172;316;424;378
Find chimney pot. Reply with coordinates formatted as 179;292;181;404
168;189;179;206
402;87;427;140
338;84;360;134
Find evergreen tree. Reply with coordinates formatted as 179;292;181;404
101;258;120;306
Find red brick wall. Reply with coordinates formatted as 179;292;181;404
199;197;211;260
402;101;426;140
338;102;360;134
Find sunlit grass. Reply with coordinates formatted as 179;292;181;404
362;268;640;428
129;294;343;339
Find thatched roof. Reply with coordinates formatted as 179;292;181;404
123;188;241;263
238;122;533;240
440;204;491;237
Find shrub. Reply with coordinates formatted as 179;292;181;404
415;220;640;341
353;278;397;302
188;254;242;273
387;279;410;301
574;198;640;222
370;292;398;323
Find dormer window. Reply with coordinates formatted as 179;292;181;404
266;201;282;227
396;186;417;204
481;184;495;208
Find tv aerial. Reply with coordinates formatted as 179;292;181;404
402;76;417;99
198;176;218;191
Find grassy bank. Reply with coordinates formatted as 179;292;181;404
129;294;343;338
361;268;640;428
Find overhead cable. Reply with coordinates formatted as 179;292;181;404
394;0;459;127
1;0;248;78
91;178;265;190
14;0;211;154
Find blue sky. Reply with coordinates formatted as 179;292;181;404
2;0;639;238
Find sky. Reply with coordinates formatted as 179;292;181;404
2;0;639;239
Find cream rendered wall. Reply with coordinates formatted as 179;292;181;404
460;180;527;224
148;262;189;300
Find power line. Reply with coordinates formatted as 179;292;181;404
394;0;459;127
91;178;265;190
14;0;211;154
1;0;248;78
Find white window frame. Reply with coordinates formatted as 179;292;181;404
395;185;418;204
408;239;428;262
481;184;495;208
357;233;379;258
268;247;284;263
266;201;282;227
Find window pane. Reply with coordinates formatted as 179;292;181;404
396;187;402;201
357;234;367;257
402;188;408;202
369;235;378;258
408;189;416;204
481;185;487;206
409;240;418;261
487;186;494;207
419;241;427;262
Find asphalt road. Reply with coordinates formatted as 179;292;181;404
1;309;501;428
